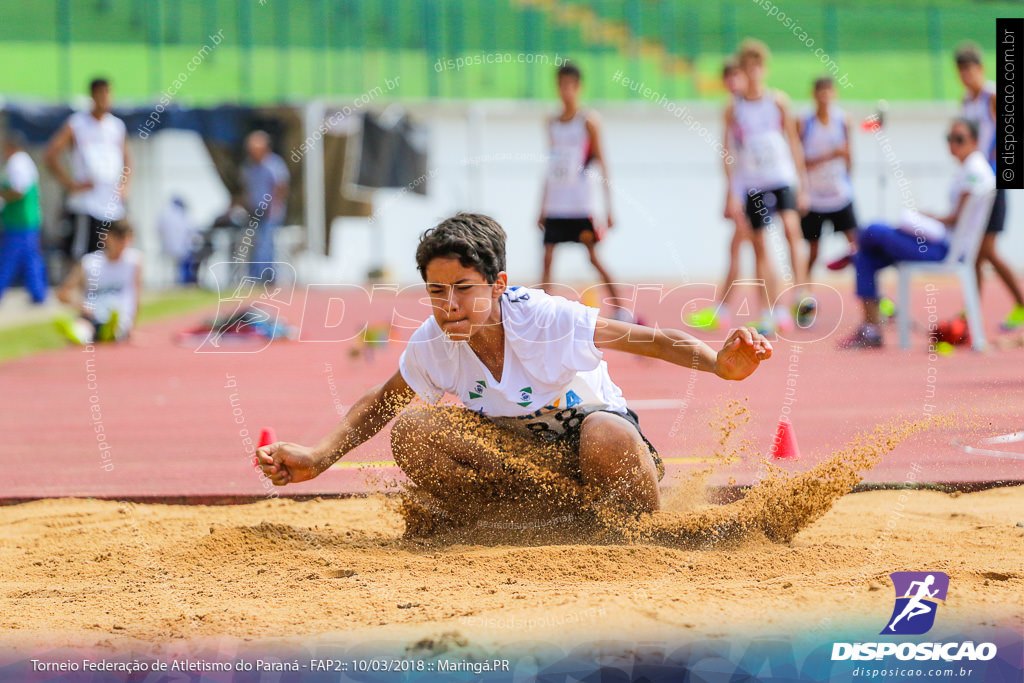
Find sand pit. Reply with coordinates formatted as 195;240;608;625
3;416;1021;657
1;486;1021;655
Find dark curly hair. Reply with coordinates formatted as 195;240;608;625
415;213;507;283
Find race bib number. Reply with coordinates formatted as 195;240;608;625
746;135;782;175
549;148;580;183
521;406;588;441
491;401;607;442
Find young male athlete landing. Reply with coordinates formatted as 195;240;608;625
257;213;772;523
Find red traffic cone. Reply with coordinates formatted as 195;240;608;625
254;427;277;468
860;115;882;132
258;427;277;448
770;418;800;460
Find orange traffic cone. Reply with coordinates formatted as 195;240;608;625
770;418;800;460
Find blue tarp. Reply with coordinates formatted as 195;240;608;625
3;103;263;147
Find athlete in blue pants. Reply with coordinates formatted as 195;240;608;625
0;133;47;304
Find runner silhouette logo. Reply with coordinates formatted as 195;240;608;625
881;572;949;635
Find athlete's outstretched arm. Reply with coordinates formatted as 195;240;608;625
256;369;416;485
594;317;772;381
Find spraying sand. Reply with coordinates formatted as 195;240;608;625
2;416;1020;654
395;408;946;550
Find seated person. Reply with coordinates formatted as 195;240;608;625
56;221;141;344
841;118;995;349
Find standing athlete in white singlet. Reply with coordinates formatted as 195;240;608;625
538;62;628;320
46;77;130;262
724;40;812;333
798;76;858;275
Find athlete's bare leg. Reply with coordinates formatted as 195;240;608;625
749;230;777;310
723;218;753;305
976;234;1024;306
779;209;808;289
580;230;622;310
807;239;820;276
540;243;556;293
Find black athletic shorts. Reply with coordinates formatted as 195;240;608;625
985;187;1006;234
745;186;797;229
543;217;597;244
801;202;858;241
61;211;111;257
552;407;665;482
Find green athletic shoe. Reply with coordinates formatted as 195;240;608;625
98;311;120;343
55;317;90;346
1002;305;1024;331
794;297;817;328
686;306;719;329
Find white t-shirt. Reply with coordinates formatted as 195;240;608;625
898;151;996;245
947;149;996;254
3;150;38;193
399;286;628;441
949;149;996;209
82;247;140;333
66;111;127;220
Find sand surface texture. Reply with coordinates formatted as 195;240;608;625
2;485;1021;655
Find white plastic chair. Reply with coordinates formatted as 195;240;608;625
896;188;996;351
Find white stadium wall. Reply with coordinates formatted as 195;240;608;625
130;101;1024;289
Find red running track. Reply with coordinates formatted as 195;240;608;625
4;279;1023;501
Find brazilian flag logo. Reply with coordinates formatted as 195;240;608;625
469;379;486;399
517;386;533;407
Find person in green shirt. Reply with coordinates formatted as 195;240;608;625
0;132;47;304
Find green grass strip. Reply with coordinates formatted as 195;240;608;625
0;288;219;364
